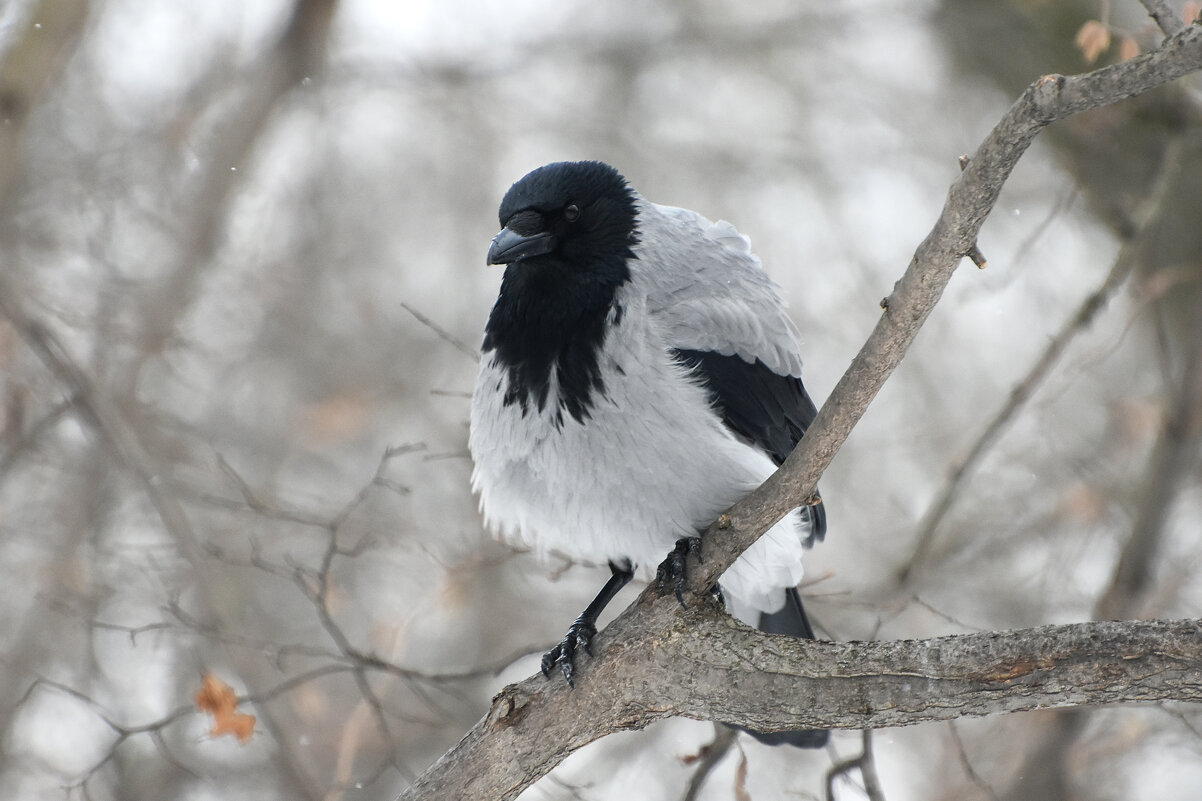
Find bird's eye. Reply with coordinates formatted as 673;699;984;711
564;204;580;222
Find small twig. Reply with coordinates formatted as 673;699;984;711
1156;703;1202;739
0;396;75;480
947;721;1002;801
175;483;334;528
897;246;1135;582
859;731;886;801
959;156;988;268
1006;186;1077;275
401;301;479;362
1139;0;1187;37
898;134;1185;584
826;731;886;801
910;595;989;632
825;744;853;800
681;726;737;801
546;775;595;799
208;452;340;527
1097;326;1202;619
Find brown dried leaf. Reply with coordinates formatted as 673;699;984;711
1075;20;1111;64
1110;398;1161;445
297;392;371;443
1117;35;1140;62
194;674;256;744
1059;482;1107;524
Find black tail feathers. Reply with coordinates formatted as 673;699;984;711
758;585;817;639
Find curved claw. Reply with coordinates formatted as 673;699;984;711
541;618;597;687
710;583;726;608
655;536;703;607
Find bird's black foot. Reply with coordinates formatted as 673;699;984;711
656;535;703;607
541;616;597;687
541;561;633;688
710;583;726;608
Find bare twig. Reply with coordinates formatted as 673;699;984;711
824;730;889;801
1006;186;1077;271
0;396;74;480
898;133;1185;583
1139;0;1187;37
860;731;886;801
1097;324;1202;619
23;662;359;797
401;301;480;362
958;155;988;268
947;721;1002;801
827;752;861;801
995;124;1202;799
681;726;738;801
126;0;338;367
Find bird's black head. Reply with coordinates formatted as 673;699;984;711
487;160;639;272
482;161;639;425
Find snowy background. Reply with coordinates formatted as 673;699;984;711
1;1;1200;799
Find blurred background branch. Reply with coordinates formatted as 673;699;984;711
0;2;1200;800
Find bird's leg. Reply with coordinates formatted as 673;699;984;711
655;535;703;607
541;560;634;687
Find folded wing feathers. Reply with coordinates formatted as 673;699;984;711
639;199;826;548
639;201;804;378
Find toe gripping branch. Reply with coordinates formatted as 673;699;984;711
656;535;703;607
541;561;633;687
540;535;706;687
540;617;596;688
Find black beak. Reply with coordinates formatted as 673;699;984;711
487;227;556;265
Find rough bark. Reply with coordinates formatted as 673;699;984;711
401;614;1202;801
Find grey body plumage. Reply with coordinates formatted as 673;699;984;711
470;163;826;749
471;191;818;610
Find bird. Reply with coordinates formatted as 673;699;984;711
469;160;827;748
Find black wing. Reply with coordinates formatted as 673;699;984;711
673;348;826;544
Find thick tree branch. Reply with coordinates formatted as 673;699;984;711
396;21;1202;801
401;615;1202;800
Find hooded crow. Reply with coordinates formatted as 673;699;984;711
470;161;827;747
